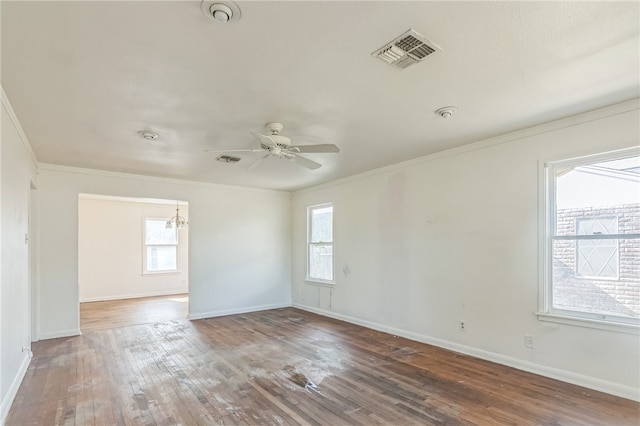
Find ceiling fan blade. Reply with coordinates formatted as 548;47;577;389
292;154;322;170
288;144;340;153
252;133;278;149
204;149;263;153
248;154;270;170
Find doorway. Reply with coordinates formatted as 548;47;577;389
78;194;189;331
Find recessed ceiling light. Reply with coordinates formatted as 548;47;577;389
201;1;241;24
435;106;458;119
138;130;159;141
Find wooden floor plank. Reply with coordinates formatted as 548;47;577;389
6;299;640;425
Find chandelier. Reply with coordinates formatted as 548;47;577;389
166;202;188;229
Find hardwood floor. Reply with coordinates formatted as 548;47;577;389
80;294;189;332
8;308;639;425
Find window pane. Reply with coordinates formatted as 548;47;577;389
577;238;618;278
311;206;333;243
576;216;618;236
309;244;333;281
556;155;639;236
147;246;177;272
552;239;638;318
146;219;177;244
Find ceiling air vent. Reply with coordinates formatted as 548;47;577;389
216;155;241;163
372;29;441;70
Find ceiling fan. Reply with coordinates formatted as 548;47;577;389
206;122;340;170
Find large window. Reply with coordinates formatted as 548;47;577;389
144;218;178;273
541;148;640;329
307;204;334;284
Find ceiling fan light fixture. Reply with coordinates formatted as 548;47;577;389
209;121;340;171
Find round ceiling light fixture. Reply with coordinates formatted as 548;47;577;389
435;106;458;119
201;1;241;24
138;130;159;141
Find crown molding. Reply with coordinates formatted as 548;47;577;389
1;86;39;169
294;98;640;195
38;162;291;196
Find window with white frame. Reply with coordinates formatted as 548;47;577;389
541;148;640;329
144;218;178;273
307;204;334;283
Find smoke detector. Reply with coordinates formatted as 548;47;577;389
138;130;159;141
201;1;241;23
372;29;441;70
435;106;458;119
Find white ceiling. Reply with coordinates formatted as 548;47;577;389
2;1;639;191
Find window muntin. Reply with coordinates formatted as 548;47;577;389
307;204;334;283
543;149;640;328
576;217;618;279
144;218;178;273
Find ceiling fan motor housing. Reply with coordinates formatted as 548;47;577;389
266;122;284;134
269;134;291;148
261;123;291;148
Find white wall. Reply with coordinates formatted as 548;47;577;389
291;100;640;401
0;90;37;421
37;166;291;339
78;196;189;302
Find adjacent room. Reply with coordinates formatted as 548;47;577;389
1;1;639;425
78;194;190;331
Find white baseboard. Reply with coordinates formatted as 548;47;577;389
80;290;188;303
293;303;640;402
0;351;32;424
38;328;81;340
189;302;291;320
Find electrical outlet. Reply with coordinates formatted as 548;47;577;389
459;321;466;331
524;335;534;349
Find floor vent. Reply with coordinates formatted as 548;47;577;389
216;155;241;163
372;29;440;70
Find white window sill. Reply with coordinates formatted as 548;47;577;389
142;271;180;276
305;279;336;288
537;312;639;334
